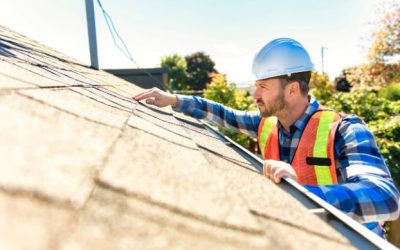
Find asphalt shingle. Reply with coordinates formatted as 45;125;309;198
19;88;130;128
59;187;269;250
0;192;73;250
98;126;263;232
0;93;120;207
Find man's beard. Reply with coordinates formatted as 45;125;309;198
259;91;287;117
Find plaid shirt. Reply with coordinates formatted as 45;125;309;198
174;95;400;237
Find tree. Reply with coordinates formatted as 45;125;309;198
204;74;255;110
203;73;236;108
345;0;400;88
185;52;218;90
368;0;400;64
204;74;257;151
309;72;334;104
161;54;188;91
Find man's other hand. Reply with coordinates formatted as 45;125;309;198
133;88;178;108
263;160;297;183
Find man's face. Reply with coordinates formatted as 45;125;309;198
253;78;288;117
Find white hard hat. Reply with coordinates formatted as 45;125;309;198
252;38;314;80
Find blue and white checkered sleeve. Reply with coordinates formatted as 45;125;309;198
173;95;261;137
305;115;400;223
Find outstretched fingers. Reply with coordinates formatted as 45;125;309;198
132;87;176;108
132;88;160;101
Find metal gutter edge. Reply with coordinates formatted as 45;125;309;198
201;121;399;250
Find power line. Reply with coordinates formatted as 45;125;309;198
95;0;135;64
95;0;164;87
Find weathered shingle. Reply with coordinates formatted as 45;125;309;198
0;192;73;250
0;93;120;207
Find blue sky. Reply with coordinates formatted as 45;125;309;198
0;0;378;84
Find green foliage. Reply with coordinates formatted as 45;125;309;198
325;90;396;123
161;54;188;91
378;83;400;101
204;74;255;110
204;74;256;149
234;89;257;111
203;74;236;107
185;52;218;90
369;117;400;187
309;72;334;104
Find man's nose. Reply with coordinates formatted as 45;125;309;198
253;87;260;99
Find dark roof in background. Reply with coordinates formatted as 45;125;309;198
105;67;168;75
105;68;168;90
0;24;356;249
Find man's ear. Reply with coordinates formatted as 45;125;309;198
288;81;299;94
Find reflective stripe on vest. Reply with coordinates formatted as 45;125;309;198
257;116;277;159
257;109;342;185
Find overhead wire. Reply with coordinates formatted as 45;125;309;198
95;0;165;87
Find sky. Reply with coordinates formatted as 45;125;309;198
0;0;379;85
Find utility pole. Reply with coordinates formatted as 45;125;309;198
321;46;327;74
85;0;99;69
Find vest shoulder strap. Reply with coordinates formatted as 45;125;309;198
258;116;277;159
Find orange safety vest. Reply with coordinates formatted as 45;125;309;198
257;108;342;185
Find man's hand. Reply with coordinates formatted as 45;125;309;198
263;160;297;183
133;88;178;108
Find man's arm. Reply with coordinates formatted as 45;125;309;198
174;95;261;137
133;88;261;137
305;115;400;223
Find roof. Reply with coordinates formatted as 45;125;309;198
105;67;167;90
105;67;168;75
0;24;357;249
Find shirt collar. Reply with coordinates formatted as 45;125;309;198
277;95;320;134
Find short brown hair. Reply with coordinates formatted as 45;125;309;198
276;71;311;96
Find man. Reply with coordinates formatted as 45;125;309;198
133;38;400;238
